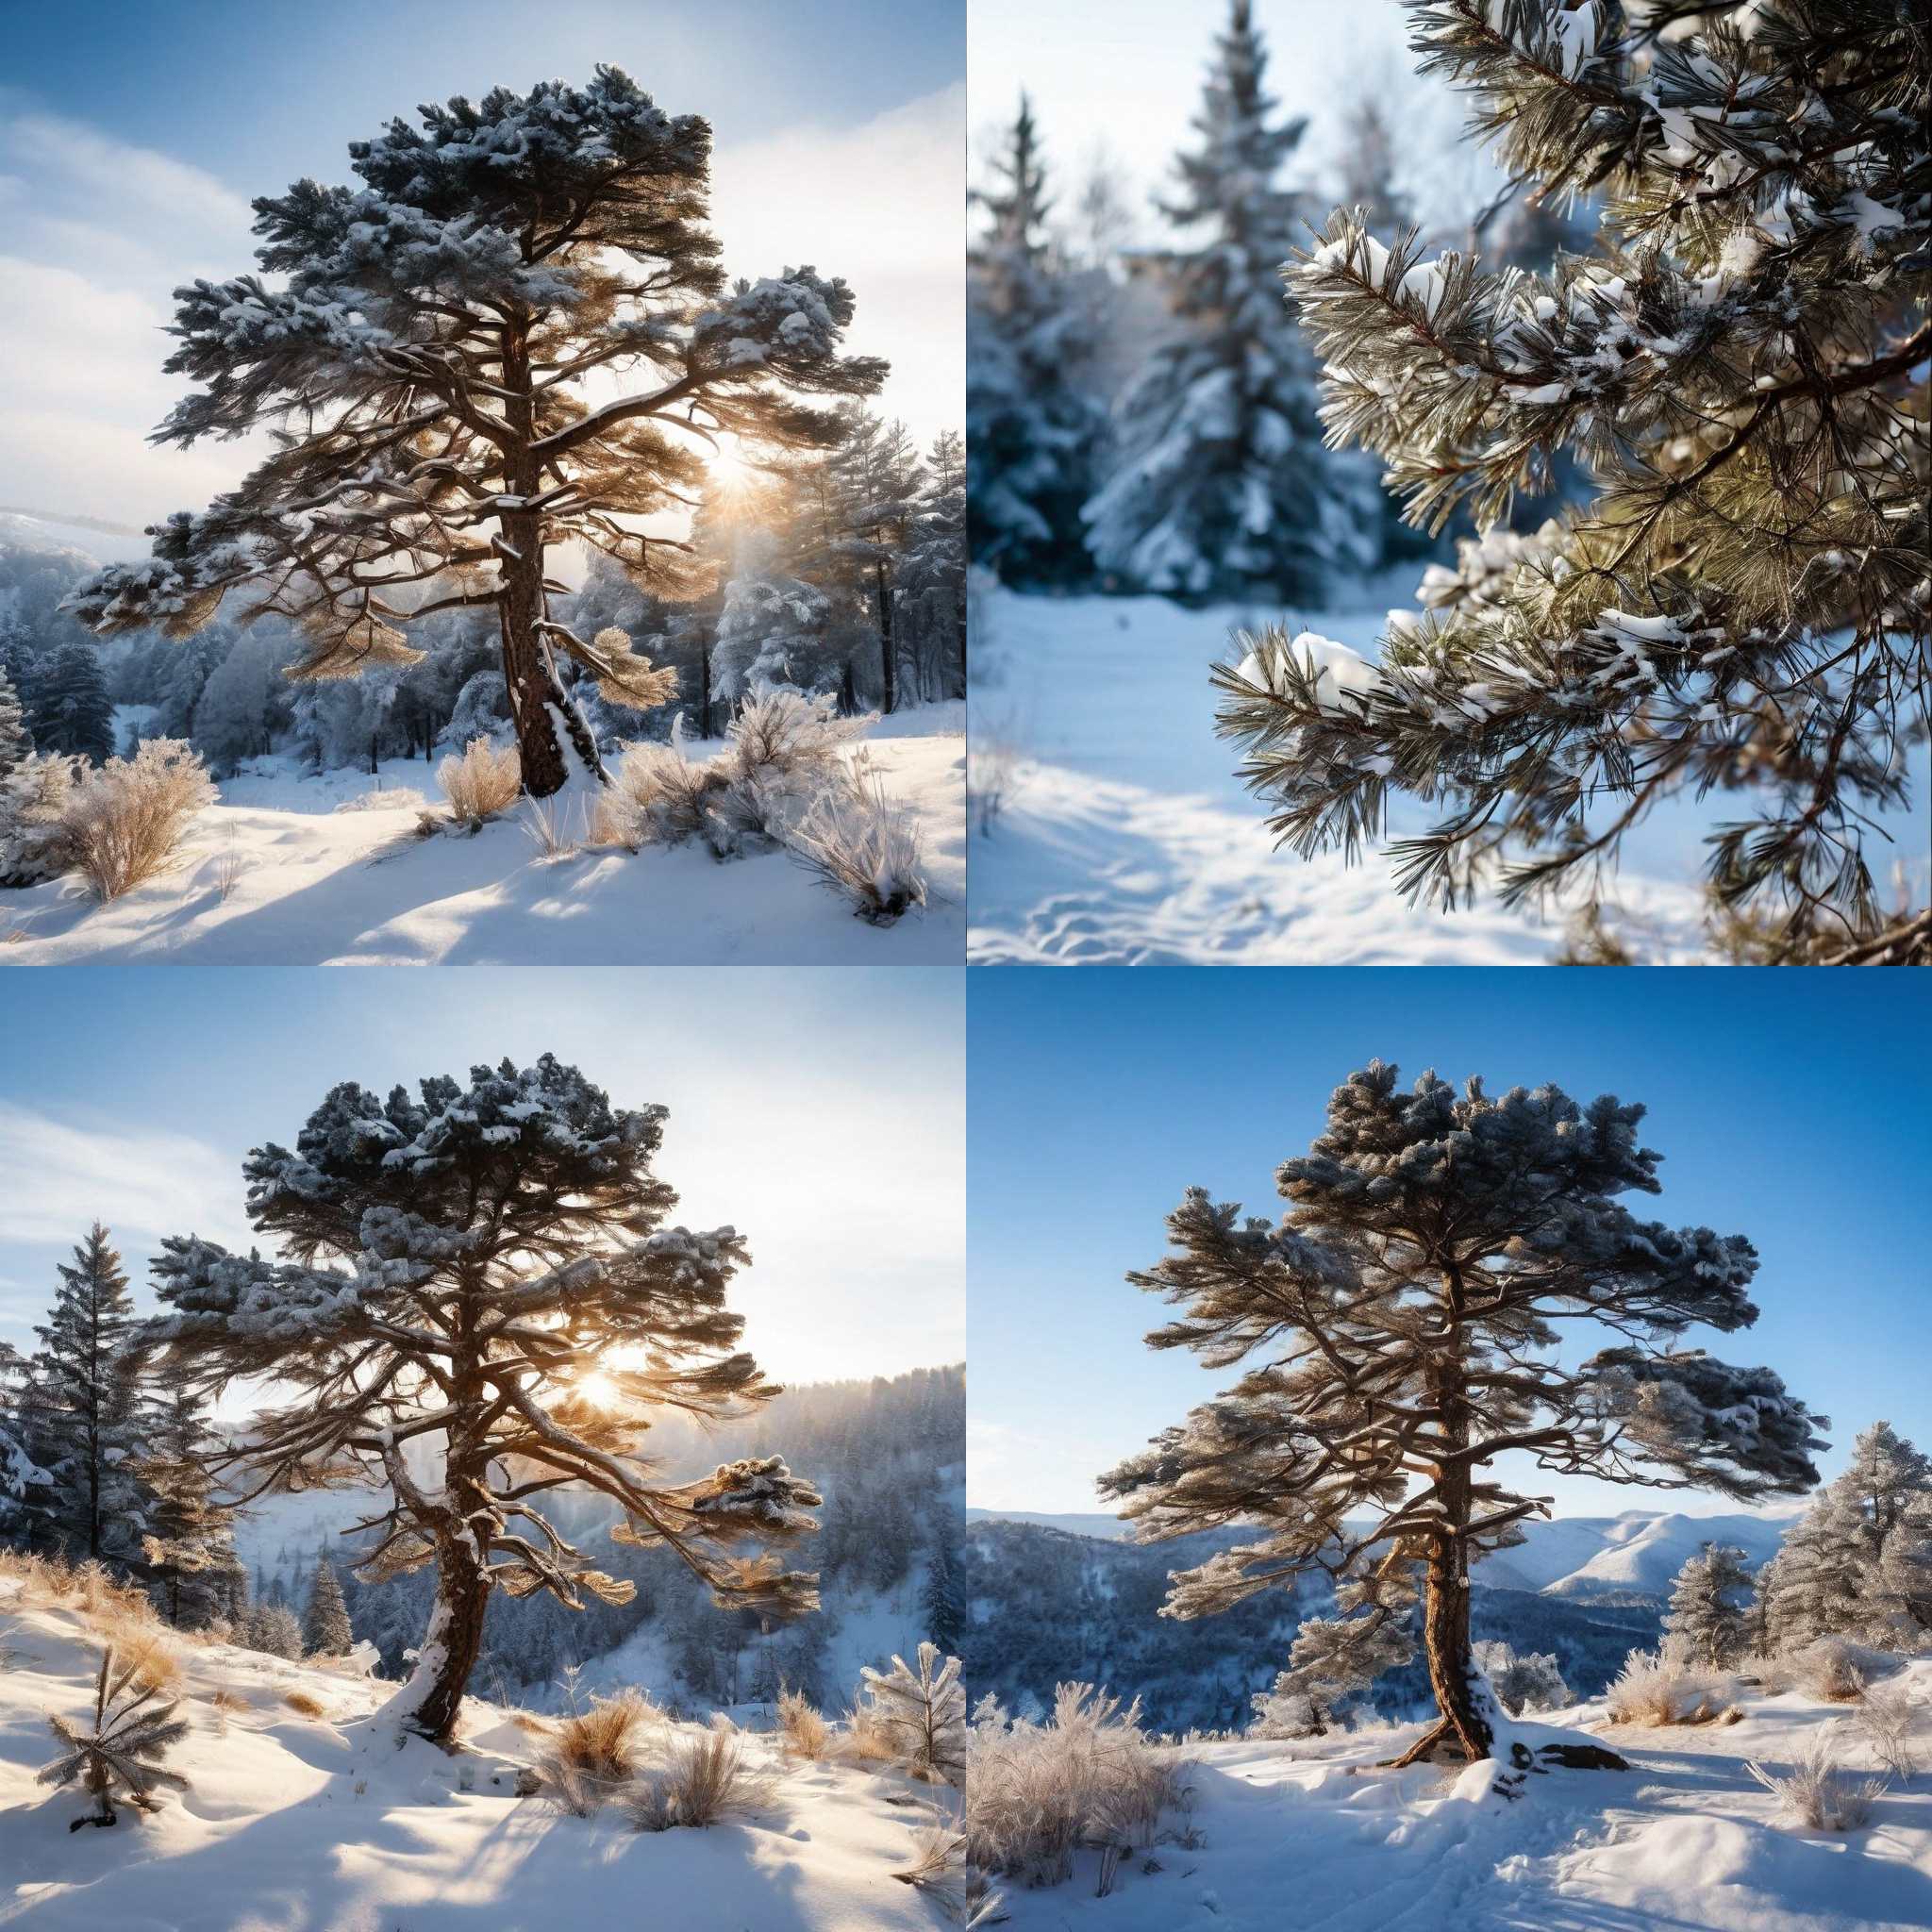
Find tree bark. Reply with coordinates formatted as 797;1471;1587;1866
1419;1522;1492;1761
874;556;895;714
404;1541;491;1747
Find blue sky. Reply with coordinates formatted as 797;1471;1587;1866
0;968;964;1391
0;1;962;526
969;969;1932;1519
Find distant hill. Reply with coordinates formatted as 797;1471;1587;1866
0;509;150;565
967;1507;1133;1540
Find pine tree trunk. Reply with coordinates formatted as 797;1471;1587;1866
403;1544;491;1747
1419;1522;1491;1760
874;558;896;714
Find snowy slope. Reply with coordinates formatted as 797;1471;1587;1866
968;589;1926;966
0;703;963;966
990;1662;1932;1931
0;1578;953;1931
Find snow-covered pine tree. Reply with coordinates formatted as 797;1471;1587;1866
25;1225;153;1567
899;428;969;702
246;1602;304;1661
859;1641;966;1784
0;1341;52;1542
921;1524;965;1653
1223;0;1930;959
1662;1541;1755;1668
142;1055;821;1745
136;1384;242;1629
1764;1419;1932;1649
64;70;886;800
28;643;116;765
712;545;835;708
1101;1059;1825;1771
302;1557;353;1657
968;95;1109;587
831;412;924;714
0;661;30;773
1084;2;1365;601
1251;1603;1417;1738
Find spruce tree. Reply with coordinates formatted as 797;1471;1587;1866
1662;1541;1755;1669
64;70;886;799
1084;2;1364;601
922;1524;965;1652
29;644;116;765
1222;0;1930;959
26;1225;152;1567
1;1341;51;1541
136;1385;242;1629
1102;1059;1824;1771
302;1557;354;1657
900;428;969;701
0;661;30;773
143;1054;821;1744
968;95;1108;586
831;412;924;714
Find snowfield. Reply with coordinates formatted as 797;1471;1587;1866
992;1663;1932;1932
967;590;1926;966
0;1579;955;1931
0;704;962;966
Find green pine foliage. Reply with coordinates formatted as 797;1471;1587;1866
136;1386;243;1631
301;1557;354;1657
1217;0;1929;958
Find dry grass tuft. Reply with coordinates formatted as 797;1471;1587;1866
787;757;925;924
547;1690;661;1783
1799;1637;1869;1704
623;1717;779;1832
282;1690;328;1719
1855;1680;1919;1779
1604;1648;1732;1727
437;738;522;828
1747;1727;1889;1829
64;739;216;901
774;1688;829;1761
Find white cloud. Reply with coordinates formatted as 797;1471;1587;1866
0;1101;247;1253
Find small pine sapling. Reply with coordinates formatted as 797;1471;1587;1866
39;1647;192;1829
1663;1541;1756;1669
859;1642;966;1785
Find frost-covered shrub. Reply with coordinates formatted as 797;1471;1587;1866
332;784;429;814
774;1688;828;1760
1747;1728;1888;1831
0;751;83;887
625;1718;777;1830
61;739;216;901
1855;1680;1919;1781
244;1603;303;1661
1799;1635;1873;1704
547;1690;660;1784
858;1643;965;1785
967;1683;1184;1890
1604;1647;1732;1727
595;739;725;850
726;689;872;786
1473;1641;1571;1718
438;737;522;828
788;758;926;924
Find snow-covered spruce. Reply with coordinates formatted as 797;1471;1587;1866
1084;1;1370;601
1101;1058;1824;1776
61;70;888;800
1662;1541;1756;1671
1216;0;1930;958
138;1054;820;1747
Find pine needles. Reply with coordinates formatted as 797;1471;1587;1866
38;1646;192;1829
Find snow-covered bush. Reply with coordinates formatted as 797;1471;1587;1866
595;738;724;850
546;1690;660;1785
60;739;216;902
624;1717;777;1830
1796;1635;1877;1705
788;758;926;924
1604;1648;1732;1727
0;751;83;888
331;785;429;814
1747;1728;1888;1831
244;1604;303;1662
1855;1680;1919;1781
726;689;871;786
438;738;522;829
967;1683;1184;1890
38;1646;192;1829
858;1643;965;1785
1473;1641;1570;1718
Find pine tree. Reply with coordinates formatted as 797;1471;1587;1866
1764;1420;1932;1649
28;643;115;765
831;411;924;714
143;1054;821;1744
1662;1541;1755;1669
65;71;886;800
858;1641;965;1784
1223;0;1930;958
0;660;31;774
25;1225;152;1567
1251;1607;1416;1738
246;1602;304;1661
968;95;1108;586
1;1341;51;1541
1084;2;1364;601
1102;1059;1824;1771
899;428;968;702
713;543;834;707
136;1385;242;1629
1471;1640;1570;1717
921;1524;965;1653
302;1557;353;1657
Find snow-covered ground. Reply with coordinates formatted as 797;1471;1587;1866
0;704;963;966
0;1578;954;1930
994;1663;1932;1931
968;590;1926;966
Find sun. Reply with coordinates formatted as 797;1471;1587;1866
575;1370;619;1408
706;434;753;489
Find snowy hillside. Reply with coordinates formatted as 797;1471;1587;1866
0;702;964;965
968;591;1927;966
0;1576;954;1931
987;1661;1932;1932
